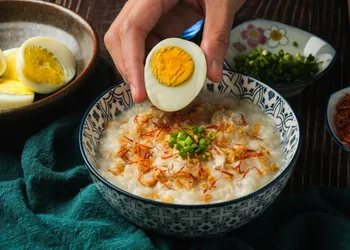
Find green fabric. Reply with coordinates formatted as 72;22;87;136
1;61;350;250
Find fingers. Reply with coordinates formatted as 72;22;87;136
200;0;235;83
104;0;178;103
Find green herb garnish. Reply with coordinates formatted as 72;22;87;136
234;47;322;83
168;126;215;159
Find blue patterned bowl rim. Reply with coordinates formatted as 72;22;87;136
79;78;302;208
325;91;350;153
224;18;338;88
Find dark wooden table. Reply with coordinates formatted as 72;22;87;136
44;0;350;194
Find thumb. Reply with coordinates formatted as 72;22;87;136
200;0;235;83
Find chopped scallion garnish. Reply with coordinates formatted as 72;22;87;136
234;48;321;83
168;125;216;159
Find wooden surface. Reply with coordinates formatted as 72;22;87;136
36;0;350;193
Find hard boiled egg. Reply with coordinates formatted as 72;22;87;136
16;36;76;94
144;38;207;112
2;48;19;81
0;79;34;111
0;49;6;76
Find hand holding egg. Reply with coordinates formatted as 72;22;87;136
104;0;237;104
144;38;206;112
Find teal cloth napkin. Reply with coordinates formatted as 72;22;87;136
1;60;350;250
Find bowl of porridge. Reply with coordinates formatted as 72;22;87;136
79;70;301;237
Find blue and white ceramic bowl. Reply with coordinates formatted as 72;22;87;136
224;18;337;97
326;86;350;153
79;70;301;238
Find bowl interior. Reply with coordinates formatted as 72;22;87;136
80;70;301;205
326;86;350;152
0;0;97;112
224;18;336;85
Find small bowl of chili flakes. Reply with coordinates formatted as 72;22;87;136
326;86;350;153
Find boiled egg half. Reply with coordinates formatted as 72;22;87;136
0;78;34;111
0;48;35;111
0;49;6;76
16;36;76;94
144;38;207;112
2;48;20;81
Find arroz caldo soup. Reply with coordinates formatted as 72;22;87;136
97;93;284;205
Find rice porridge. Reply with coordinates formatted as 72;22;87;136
97;93;284;205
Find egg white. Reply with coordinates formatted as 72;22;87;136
3;48;19;57
16;36;76;94
0;49;7;76
0;93;34;111
144;38;207;112
2;48;19;81
0;79;35;111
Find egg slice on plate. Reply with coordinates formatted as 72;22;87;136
144;38;207;112
16;36;76;94
0;78;34;111
0;49;6;76
2;48;19;81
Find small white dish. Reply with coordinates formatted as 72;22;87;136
326;86;350;153
224;18;337;97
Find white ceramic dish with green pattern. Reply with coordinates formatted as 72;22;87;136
224;18;337;97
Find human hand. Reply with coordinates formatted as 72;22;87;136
104;0;239;103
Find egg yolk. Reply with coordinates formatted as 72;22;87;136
2;50;19;81
150;46;194;87
0;79;33;95
22;45;65;85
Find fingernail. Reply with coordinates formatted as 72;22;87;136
210;58;223;81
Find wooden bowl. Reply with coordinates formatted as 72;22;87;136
0;0;99;151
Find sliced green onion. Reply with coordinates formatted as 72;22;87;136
179;150;187;158
176;144;182;151
199;138;207;145
185;136;193;146
178;140;186;147
168;126;213;160
199;145;206;152
207;132;216;140
168;139;176;147
177;131;187;140
234;47;320;83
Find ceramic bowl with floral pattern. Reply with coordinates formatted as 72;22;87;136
79;70;301;238
224;18;337;97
